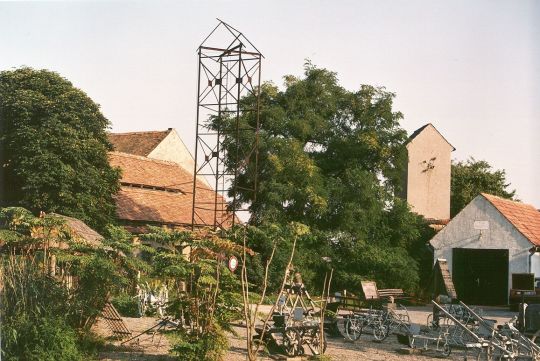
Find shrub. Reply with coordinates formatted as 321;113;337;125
112;293;140;318
2;316;84;361
170;323;229;361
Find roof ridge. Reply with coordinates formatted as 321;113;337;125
407;123;456;151
108;129;172;136
481;192;536;209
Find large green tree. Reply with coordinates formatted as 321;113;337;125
451;157;515;216
215;63;433;293
0;68;120;231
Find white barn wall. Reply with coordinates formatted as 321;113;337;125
148;129;211;187
531;254;540;279
148;129;195;175
430;195;533;301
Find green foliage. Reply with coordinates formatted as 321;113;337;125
170;323;229;361
213;63;407;227
0;207;142;359
112;293;140;317
0;67;120;232
0;253;87;361
3;316;85;361
141;227;242;360
214;63;433;294
451;157;516;216
70;254;128;328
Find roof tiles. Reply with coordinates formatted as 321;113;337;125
108;130;170;156
109;151;192;192
109;152;232;228
482;193;540;246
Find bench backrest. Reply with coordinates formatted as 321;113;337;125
377;288;405;297
361;280;379;300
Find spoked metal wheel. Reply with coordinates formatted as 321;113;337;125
373;324;389;342
283;329;302;357
306;328;328;355
345;317;362;341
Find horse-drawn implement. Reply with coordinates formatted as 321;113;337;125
255;273;327;357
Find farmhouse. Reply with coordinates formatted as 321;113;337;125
108;130;232;231
430;193;540;305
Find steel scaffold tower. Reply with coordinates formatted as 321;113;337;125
191;20;262;230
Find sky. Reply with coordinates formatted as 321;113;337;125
0;0;539;205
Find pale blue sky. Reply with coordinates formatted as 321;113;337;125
1;0;539;205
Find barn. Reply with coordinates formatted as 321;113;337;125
429;193;540;305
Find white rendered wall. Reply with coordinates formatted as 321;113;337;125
406;124;453;220
148;129;195;174
148;129;211;187
531;253;540;278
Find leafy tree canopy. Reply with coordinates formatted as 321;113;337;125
0;67;120;232
214;63;434;293
451;157;516;217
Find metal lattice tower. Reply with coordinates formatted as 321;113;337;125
191;20;262;230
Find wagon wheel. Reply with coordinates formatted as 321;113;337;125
373;324;389;342
345;317;362;341
283;329;302;357
306;328;328;355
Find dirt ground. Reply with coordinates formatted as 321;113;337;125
95;305;516;361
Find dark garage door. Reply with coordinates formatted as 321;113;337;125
452;248;509;305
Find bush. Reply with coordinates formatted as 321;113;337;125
2;317;85;361
0;207;139;359
170;323;229;361
112;293;140;317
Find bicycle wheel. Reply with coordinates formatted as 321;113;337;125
345;317;362;341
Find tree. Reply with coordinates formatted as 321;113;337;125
213;63;433;293
451;157;516;216
0;67;120;231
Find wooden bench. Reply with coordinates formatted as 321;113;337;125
377;288;405;301
361;281;407;303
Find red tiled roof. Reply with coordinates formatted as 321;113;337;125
115;187;232;227
482;193;540;246
108;130;171;156
109;152;233;228
109;151;191;192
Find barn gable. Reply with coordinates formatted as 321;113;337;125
429;194;538;304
